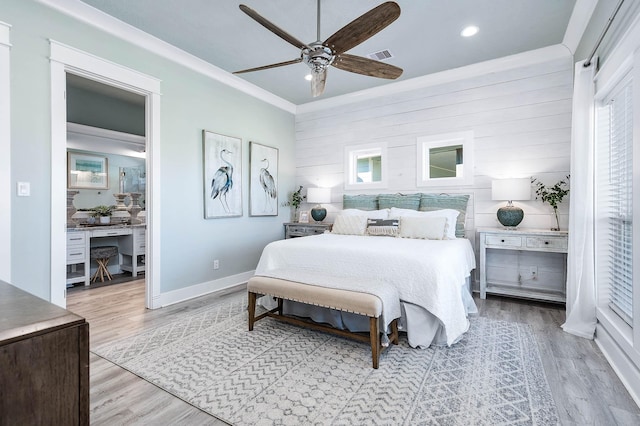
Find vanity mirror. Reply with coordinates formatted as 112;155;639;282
68;150;145;212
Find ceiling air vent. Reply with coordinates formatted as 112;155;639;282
367;49;393;61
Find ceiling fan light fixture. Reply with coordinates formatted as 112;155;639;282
461;25;479;37
302;43;335;73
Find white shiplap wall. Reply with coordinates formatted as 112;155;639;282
294;49;573;237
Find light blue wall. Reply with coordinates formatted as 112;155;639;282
3;0;295;299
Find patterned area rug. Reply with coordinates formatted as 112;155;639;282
94;293;559;425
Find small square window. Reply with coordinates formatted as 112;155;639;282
344;142;388;190
417;131;474;187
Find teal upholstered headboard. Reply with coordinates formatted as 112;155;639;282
343;193;471;238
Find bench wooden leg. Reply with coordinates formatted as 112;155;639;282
369;316;380;369
390;319;399;345
248;291;256;331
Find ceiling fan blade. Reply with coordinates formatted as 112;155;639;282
239;4;310;50
233;58;302;74
311;69;327;97
323;2;400;55
332;53;403;79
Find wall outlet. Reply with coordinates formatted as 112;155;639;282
530;266;538;279
213;259;219;270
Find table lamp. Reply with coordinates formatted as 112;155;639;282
491;178;531;228
307;187;331;222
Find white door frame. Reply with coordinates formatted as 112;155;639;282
0;22;11;283
50;41;162;308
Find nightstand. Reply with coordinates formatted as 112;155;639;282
283;222;332;239
478;227;568;303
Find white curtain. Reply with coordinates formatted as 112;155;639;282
562;59;597;339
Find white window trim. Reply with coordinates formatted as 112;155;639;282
344;142;388;190
592;15;640;404
416;131;474;187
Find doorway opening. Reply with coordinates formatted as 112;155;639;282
50;41;161;309
66;74;146;292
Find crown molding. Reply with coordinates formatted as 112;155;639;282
67;122;146;157
296;44;572;114
36;0;295;114
562;0;598;54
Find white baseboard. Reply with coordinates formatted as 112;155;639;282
595;323;640;409
155;270;254;308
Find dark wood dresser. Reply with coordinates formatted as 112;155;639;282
0;281;89;425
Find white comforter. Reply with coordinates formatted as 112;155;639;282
255;233;476;346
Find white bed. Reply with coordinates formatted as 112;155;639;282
255;232;477;348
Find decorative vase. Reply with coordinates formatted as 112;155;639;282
128;192;143;225
551;208;560;231
99;216;111;225
112;193;131;224
66;190;79;228
292;207;299;223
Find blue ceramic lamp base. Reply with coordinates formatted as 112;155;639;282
497;205;524;228
310;206;327;222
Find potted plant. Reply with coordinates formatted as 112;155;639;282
531;175;570;231
282;185;306;222
91;205;114;225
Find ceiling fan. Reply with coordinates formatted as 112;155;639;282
234;1;403;97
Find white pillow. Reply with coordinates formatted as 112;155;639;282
331;215;368;235
389;208;459;239
388;207;420;218
338;208;389;220
398;216;447;240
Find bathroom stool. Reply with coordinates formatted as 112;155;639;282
90;246;118;283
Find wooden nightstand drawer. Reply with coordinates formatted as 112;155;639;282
485;235;522;248
283;223;331;239
288;225;312;234
526;236;567;250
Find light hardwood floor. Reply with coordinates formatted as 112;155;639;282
67;280;640;425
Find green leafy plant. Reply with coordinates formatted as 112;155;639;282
90;205;113;217
531;175;570;230
282;185;306;210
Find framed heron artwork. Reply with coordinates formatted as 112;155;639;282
249;142;278;216
203;130;243;219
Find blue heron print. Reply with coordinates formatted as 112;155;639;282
259;158;277;212
211;148;234;213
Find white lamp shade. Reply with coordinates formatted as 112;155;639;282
307;187;331;204
491;178;531;201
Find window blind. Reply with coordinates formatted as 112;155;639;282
596;78;633;326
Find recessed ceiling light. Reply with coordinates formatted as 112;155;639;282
461;26;479;37
304;74;313;81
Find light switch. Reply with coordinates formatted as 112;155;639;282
17;182;30;196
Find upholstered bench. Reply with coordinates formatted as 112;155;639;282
247;276;399;369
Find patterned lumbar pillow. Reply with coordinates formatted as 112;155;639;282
366;218;399;237
331;215;368;235
398;216;447;240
